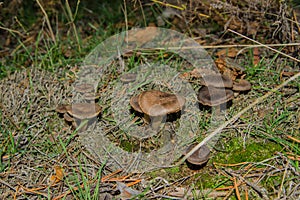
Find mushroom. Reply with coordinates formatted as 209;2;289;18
74;83;100;102
74;83;95;93
129;93;143;113
120;73;137;83
56;103;101;131
197;86;234;107
183;143;210;166
83;92;101;102
199;74;233;88
130;90;185;131
232;79;251;92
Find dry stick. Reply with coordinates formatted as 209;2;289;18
227;29;300;63
65;0;81;52
36;0;56;44
201;43;300;49
233;177;242;200
0;178;16;192
277;160;289;199
293;10;300;33
177;71;300;166
149;43;300;50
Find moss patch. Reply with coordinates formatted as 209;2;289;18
213;137;283;164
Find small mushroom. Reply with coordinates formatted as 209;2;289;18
183;143;210;166
83;92;101;102
130;90;185;130
200;74;233;88
56;103;101;131
197;86;234;107
74;83;95;93
120;73;137;83
66;103;101;119
232;79;251;92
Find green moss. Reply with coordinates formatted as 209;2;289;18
165;166;180;174
213;138;283;164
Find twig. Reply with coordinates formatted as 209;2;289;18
177;71;300;165
0;26;26;38
224;169;269;200
286;135;300;143
233;177;241;200
0;178;16;192
150;0;186;10
65;0;81;52
277;160;289;199
293;10;300;33
227;29;300;62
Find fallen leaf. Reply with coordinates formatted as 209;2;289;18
216;48;239;58
125;27;159;46
49;166;64;185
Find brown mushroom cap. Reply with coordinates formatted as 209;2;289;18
197;86;234;106
56;104;68;113
74;83;94;93
184;144;210;165
83;92;101;101
138;90;186;116
232;79;251;91
66;103;101;119
63;112;74;122
200;74;233;88
130;94;143;113
120;73;137;83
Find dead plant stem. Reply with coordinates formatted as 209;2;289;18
36;0;56;44
227;29;300;62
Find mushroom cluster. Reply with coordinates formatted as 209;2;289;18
56;103;101;131
197;72;251;108
130;90;185;130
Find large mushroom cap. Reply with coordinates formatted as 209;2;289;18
197;86;234;106
232;79;251;91
66;103;101;119
200;74;233;88
129;94;143;113
184;144;210;165
138;90;186;116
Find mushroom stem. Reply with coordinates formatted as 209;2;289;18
212;105;227;123
150;115;164;131
75;119;89;132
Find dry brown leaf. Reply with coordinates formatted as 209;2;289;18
125;27;159;46
49;166;64;185
216;48;239;58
